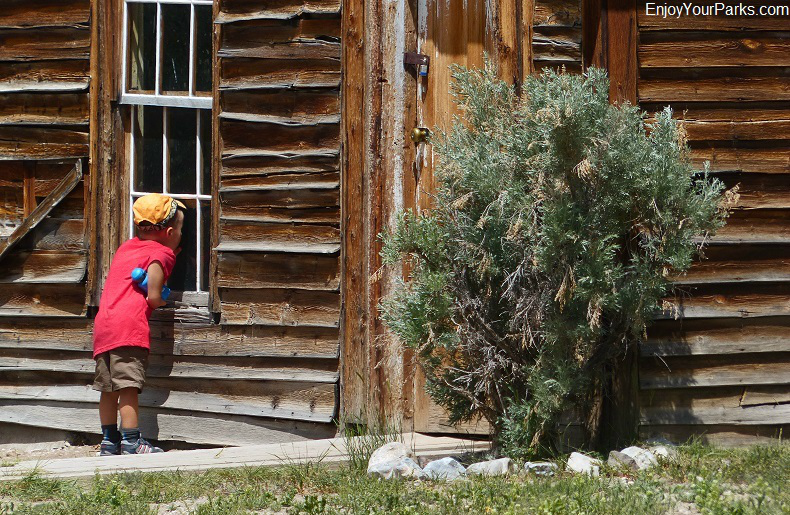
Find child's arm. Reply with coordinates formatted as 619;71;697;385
146;261;168;309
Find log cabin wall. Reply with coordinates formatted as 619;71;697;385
0;0;342;446
634;1;790;446
533;0;582;73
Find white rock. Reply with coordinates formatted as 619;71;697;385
608;450;638;470
466;458;515;477
650;444;678;460
523;461;558;476
620;446;658;470
422;457;466;480
566;452;602;476
368;456;427;480
367;442;412;472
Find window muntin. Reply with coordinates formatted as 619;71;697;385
123;0;213;293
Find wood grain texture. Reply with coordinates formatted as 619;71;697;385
220;58;340;89
640;32;790;68
0;93;89;126
0;0;90;29
0;401;336;446
639;424;789;447
217;251;339;290
644;318;790;357
0;60;89;93
0;383;336;423
218;0;341;23
0;283;85;317
640;76;790;103
219;287;340;328
0;27;90;61
640;354;790;389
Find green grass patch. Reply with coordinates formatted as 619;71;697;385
0;444;787;514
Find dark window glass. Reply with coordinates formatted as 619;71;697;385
128;3;157;92
161;4;190;92
195;5;213;92
169;199;197;292
133;106;163;192
200;109;212;195
167;108;197;194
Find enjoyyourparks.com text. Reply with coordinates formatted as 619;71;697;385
644;2;789;18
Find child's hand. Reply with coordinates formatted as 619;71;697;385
147;296;168;309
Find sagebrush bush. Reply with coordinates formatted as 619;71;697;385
380;63;732;457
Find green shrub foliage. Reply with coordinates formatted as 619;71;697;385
380;64;731;457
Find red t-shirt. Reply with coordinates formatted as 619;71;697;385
93;238;176;358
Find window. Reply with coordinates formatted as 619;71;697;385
121;0;213;293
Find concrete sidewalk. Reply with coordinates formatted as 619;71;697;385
0;433;489;481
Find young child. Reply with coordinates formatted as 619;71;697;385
92;193;185;455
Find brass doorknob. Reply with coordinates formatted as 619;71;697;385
410;127;431;144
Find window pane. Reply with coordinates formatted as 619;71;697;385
169;199;197;292
128;3;157;92
200;203;210;291
195;5;213;92
161;4;190;92
200;109;212;195
133;105;163;193
167;108;197;194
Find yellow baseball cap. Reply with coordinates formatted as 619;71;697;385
133;193;187;231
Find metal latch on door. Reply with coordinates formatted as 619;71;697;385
403;52;429;76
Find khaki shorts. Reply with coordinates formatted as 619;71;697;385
93;346;150;392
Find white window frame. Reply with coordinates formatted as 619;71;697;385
121;0;213;109
122;0;214;295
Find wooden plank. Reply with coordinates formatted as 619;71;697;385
217;0;341;23
0;160;81;261
606;0;637;104
0;249;86;283
0;0;90;29
637;1;790;31
640;77;790;103
643;104;790;142
0;383;336;423
672;247;790;285
0;283;85;317
220;119;340;158
534;0;581;28
639;424;789;447
217;252;340;290
699;210;790;244
340;0;368;421
0;352;340;383
220;219;339;247
0;27;90;61
0;401;336;447
220;18;341;44
219;39;340;61
0;318;340;358
0;93;89;125
640;356;790;389
659;293;790;319
220;171;339;190
215;241;340;253
220;58;340;90
644;320;790;356
13;217;84;251
532;27;582;62
221;89;339;125
219;288;340;327
0;126;88;159
640;32;790;68
0;60;89;93
221;154;339;178
220;188;338;211
691;146;790;174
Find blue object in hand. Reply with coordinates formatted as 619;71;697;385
131;267;171;300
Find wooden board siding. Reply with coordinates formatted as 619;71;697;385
0;0;91;315
532;0;582;73
214;0;342;439
636;1;790;445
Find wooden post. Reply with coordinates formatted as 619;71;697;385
22;162;36;218
605;0;637;104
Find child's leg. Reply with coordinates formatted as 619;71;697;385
99;391;121;425
118;387;139;429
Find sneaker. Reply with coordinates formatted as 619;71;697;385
99;438;121;456
121;436;164;454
